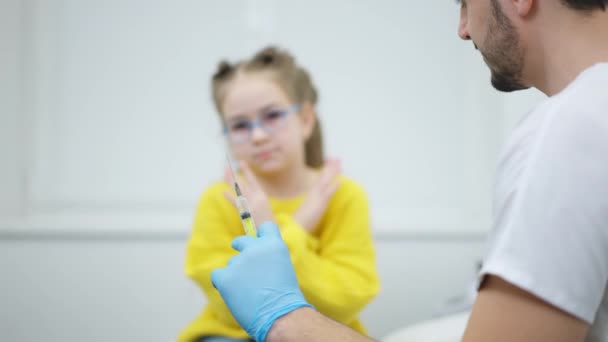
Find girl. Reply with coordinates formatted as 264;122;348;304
179;46;380;342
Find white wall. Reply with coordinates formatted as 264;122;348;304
0;1;547;341
0;0;25;217
6;0;507;235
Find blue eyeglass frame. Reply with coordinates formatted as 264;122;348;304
222;103;302;137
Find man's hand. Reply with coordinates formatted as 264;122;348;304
211;222;313;342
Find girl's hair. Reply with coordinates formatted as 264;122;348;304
211;46;324;168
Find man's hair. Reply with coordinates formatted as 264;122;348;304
562;0;607;11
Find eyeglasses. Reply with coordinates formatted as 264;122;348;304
223;104;301;144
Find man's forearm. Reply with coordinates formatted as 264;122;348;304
266;307;376;342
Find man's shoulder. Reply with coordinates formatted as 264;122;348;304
552;63;608;125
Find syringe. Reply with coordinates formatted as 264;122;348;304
233;182;258;237
226;154;258;237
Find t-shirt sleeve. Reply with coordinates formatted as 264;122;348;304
481;105;608;323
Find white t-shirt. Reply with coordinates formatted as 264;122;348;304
481;63;608;341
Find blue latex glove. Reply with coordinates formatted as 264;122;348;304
211;222;313;342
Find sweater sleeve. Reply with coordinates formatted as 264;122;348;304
184;182;243;326
275;179;380;324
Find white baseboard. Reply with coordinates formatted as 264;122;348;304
0;208;490;241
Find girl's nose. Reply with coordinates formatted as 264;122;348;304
250;124;270;143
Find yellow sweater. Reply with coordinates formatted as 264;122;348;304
178;176;380;342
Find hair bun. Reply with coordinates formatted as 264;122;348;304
213;60;233;80
254;46;279;66
259;48;276;65
252;46;295;68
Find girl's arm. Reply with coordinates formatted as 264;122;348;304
185;183;243;325
276;180;380;324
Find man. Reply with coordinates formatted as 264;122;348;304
211;1;608;341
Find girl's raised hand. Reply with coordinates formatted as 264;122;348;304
293;159;342;232
223;162;275;225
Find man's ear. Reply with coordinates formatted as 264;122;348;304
511;0;534;17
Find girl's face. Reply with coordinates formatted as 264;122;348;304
221;72;315;175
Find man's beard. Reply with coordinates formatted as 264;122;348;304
482;0;530;92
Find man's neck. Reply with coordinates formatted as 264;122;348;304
527;9;608;96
